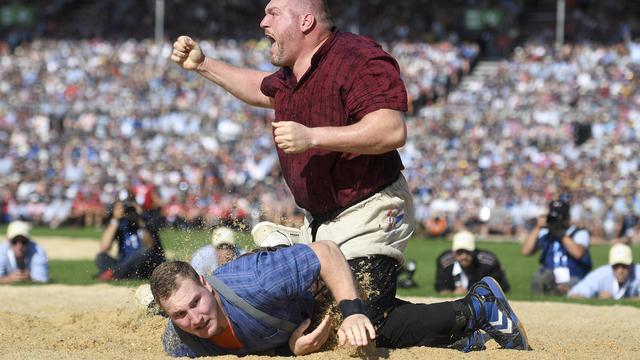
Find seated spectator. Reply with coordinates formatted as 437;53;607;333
0;220;48;283
95;201;165;280
190;227;243;276
522;199;592;295
425;213;449;238
435;230;510;294
568;243;640;299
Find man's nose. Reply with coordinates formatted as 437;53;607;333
187;309;201;324
260;16;268;29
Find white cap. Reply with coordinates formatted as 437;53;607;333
609;243;633;266
211;227;236;248
452;230;476;252
7;220;31;240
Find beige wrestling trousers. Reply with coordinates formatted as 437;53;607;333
299;174;415;264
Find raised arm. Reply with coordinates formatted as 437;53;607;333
100;203;123;253
560;231;587;259
171;36;274;108
307;241;376;346
272;108;406;154
100;220;118;253
522;215;544;256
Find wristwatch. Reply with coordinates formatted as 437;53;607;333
338;298;366;318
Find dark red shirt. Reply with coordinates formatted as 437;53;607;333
261;30;408;215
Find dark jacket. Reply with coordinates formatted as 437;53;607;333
435;249;510;293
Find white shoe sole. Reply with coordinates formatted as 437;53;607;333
251;221;301;247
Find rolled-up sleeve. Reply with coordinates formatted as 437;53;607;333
345;57;408;120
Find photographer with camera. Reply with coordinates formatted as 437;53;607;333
522;199;592;295
95;200;165;281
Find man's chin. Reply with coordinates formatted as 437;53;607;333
192;329;211;339
270;57;284;67
191;322;214;338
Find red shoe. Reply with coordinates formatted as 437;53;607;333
97;269;114;281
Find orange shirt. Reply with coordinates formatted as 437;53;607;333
426;217;448;236
208;319;243;350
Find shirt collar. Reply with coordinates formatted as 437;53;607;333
309;27;339;69
281;27;339;88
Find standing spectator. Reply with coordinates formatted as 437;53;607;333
0;220;48;283
171;0;415;331
568;243;640;299
131;175;165;236
435;230;510;294
95;201;165;280
617;211;639;245
190;227;243;276
522;199;592;295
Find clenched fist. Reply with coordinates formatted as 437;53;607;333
272;121;315;153
171;36;205;70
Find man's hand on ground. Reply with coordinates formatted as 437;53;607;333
598;291;613;299
289;315;332;355
6;270;30;282
337;314;376;347
454;287;467;295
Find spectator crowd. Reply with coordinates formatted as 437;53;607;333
407;40;640;243
2;0;640;243
0;36;478;231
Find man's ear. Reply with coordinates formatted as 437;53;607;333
200;275;213;292
300;13;316;33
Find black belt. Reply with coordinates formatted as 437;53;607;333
309;208;343;241
309;175;400;241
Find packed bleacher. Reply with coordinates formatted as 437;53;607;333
0;37;479;230
2;0;640;244
408;41;640;241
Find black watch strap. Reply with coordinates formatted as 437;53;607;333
339;298;366;318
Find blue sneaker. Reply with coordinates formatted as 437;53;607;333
465;276;531;350
450;330;491;352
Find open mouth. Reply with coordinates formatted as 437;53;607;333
265;33;276;45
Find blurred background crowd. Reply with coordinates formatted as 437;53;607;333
408;41;640;242
1;0;640;244
0;37;479;231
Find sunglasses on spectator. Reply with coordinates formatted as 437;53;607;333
455;249;473;256
612;264;630;270
10;237;29;246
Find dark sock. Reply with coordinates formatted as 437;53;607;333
451;298;472;334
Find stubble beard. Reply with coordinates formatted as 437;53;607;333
270;44;285;66
270;27;296;67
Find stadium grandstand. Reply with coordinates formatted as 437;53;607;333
1;0;640;243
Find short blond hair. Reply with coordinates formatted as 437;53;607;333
301;0;333;28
